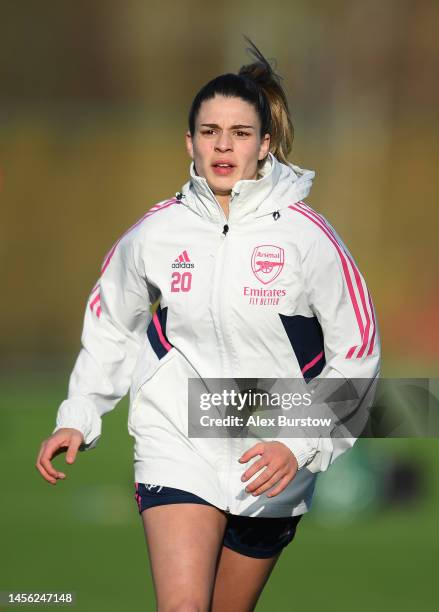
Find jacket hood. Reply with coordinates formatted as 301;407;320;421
180;152;315;224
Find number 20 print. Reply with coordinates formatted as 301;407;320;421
171;271;192;292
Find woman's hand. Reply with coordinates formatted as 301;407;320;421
238;441;298;498
36;428;85;485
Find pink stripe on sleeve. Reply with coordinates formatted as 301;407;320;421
367;291;377;355
295;201;374;359
346;345;358;359
89;293;100;312
100;198;178;277
289;204;364;358
296;202;373;359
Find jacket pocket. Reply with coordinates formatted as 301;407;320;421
129;347;177;423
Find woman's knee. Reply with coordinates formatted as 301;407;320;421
159;598;204;612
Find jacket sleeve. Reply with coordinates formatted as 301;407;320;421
52;229;152;450
277;218;381;472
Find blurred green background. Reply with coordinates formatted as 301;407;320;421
1;0;438;610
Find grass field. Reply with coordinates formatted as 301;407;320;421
1;369;438;611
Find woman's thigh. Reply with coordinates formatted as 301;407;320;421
141;503;228;611
211;546;281;612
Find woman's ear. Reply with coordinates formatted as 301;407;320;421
258;133;271;160
186;131;194;159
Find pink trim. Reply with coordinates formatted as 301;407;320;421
96;306;101;318
100;198;178;276
152;312;172;352
89;293;100;312
346;345;357;359
135;482;141;512
310;212;369;354
289;204;368;359
301;350;324;375
367;291;376;355
295;201;374;359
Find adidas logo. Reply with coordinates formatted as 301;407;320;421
172;250;195;269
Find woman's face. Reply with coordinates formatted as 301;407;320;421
186;95;270;197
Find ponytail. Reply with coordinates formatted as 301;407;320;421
238;37;294;165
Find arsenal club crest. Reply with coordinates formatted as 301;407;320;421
251;245;285;284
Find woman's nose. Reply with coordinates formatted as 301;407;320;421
215;132;233;151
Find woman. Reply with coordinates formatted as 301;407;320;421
36;40;380;611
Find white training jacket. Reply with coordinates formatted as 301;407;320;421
53;152;381;517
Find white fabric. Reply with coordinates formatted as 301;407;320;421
53;153;381;517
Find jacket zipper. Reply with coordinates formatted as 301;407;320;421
218;193;238;514
215;189;236;376
211;220;232;512
181;188;239;514
207;190;237;514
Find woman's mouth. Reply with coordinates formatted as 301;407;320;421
212;162;235;176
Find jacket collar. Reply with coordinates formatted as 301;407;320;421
180;152;315;224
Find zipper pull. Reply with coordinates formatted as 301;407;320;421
222;224;229;236
225;506;231;513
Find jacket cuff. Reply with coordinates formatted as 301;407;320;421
273;437;318;470
53;397;102;451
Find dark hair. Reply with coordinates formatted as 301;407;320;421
188;37;294;164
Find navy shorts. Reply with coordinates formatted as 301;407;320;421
134;482;302;559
